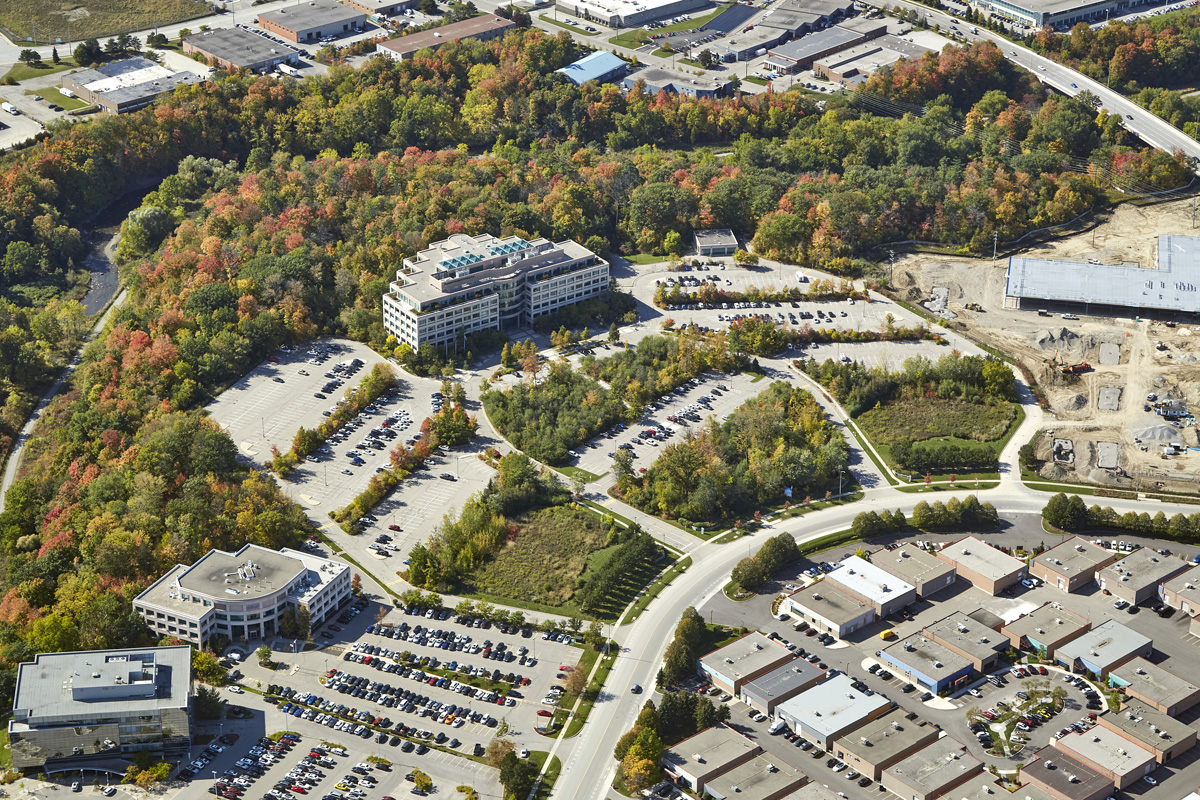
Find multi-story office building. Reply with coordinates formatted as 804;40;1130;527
9;646;192;770
134;544;351;647
381;234;610;351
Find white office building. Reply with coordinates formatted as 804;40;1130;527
133;544;351;646
381;234;610;351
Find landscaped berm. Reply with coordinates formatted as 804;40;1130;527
0;0;209;44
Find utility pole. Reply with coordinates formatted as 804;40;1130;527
992;231;999;267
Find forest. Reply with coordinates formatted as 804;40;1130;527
584;331;743;407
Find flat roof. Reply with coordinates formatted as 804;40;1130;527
627;66;730;91
700;633;792;683
837;15;886;33
883;634;971;678
184;27;300;66
1006;235;1200;313
1056;726;1155;777
1100;702;1194;751
703;754;806;800
1162;564;1200;600
789;581;872;625
12;646;191;727
1023;748;1112;800
378;14;515;55
744;659;825;701
967;608;1005;630
553;0;700;20
258;0;365;30
952;780;1058;800
872;544;956;589
938;536;1025;581
923;611;1005;663
178;545;305;600
1056;620;1151;670
695;229;738;246
662;724;760;776
777;674;890;738
68;57;202;106
885;737;982;795
1110;658;1199;709
1100;550;1189;590
835;708;934;764
830;555;915;606
1033;537;1114;577
555;51;626;85
788;783;844;800
1002;602;1090;643
770;26;861;60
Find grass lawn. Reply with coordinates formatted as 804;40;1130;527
609;3;730;47
529;751;562;799
620;556;690;625
0;721;9;768
744;75;769;86
25;87;87;110
564;646;615;736
620;253;665;265
0;0;209;45
843;417;897;486
539;14;598;33
857;398;1017;446
2;58;77;83
555;464;603;483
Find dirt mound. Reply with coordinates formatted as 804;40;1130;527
1133;424;1184;442
1064;394;1087;410
1035;327;1079;352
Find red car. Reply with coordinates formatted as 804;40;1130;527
1037;666;1048;675
537;710;553;717
389;524;401;531
290;787;307;795
559;665;573;672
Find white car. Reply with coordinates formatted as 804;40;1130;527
228;686;244;693
968;688;982;697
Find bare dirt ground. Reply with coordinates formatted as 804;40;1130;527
891;196;1200;493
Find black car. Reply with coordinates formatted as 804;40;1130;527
877;670;893;681
415;744;429;754
401;741;415;752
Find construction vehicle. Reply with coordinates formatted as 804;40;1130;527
964;302;984;312
1061;361;1090;374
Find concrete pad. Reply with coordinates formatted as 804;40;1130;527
1098;385;1122;411
1099;342;1121;365
1096;441;1120;470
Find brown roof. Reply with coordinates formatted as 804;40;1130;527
378;14;514;56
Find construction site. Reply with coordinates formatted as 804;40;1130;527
889;195;1200;493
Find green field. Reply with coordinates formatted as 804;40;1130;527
609;3;730;47
856;397;1017;445
2;59;77;83
539;14;598;34
25;87;87;110
0;0;210;44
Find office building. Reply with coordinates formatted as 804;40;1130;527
1002;602;1091;658
381;234;608;351
698;633;794;696
775;674;890;749
879;634;974;694
880;738;983;800
553;0;707;28
1097;550;1191;606
1055;619;1152;678
622;66;734;99
871;544;957;599
1095;702;1196;764
257;0;366;42
1029;538;1118;592
741;659;826;715
661;724;762;793
922;610;1005;672
827;555;917;616
9;646;192;770
556;50;627;86
785;582;875;639
62;57;203;115
376;14;516;59
694;229;739;257
183;28;302;72
935;536;1026;595
1109;658;1200;717
1020;748;1113;800
1052;726;1156;790
832;708;938;780
979;0;1161;32
1158;564;1200;616
133;544;352;647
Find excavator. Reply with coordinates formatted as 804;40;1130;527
1047;349;1091;374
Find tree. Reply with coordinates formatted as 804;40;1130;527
499;752;539;800
351;572;362;594
612;448;635;481
73;39;102;66
256;645;273;667
565;667;589;697
485;736;516;767
419;0;439;13
731;557;765;591
19;49;40;66
192;650;228;685
732;248;758;265
608;322;620;343
411;770;432;792
194;684;225;719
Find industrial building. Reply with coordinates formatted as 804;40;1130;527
381;234;608;350
785;581;875;639
344;0;409;16
764;20;882;72
1052;726;1157;790
812;39;912;85
977;0;1162;30
182;28;301;72
622;66;734;99
376;14;517;59
831;708;938;780
702;755;808;800
1096;550;1191;606
935;536;1025;595
1004;235;1200;317
869;544;957;600
553;0;708;28
555;50;627;86
1109;658;1200;717
1029;537;1118;592
827;555;917;617
741;659;826;715
1002;602;1092;658
878;634;974;694
9;646;192;770
257;0;366;42
1158;564;1200;616
698;633;794;696
922;610;1005;673
880;737;983;800
694;229;739;257
61;57;203;115
1095;702;1197;764
756;0;855;38
661;725;763;794
1055;619;1152;677
1020;747;1114;800
774;674;890;749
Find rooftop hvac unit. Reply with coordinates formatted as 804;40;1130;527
934;661;943;668
765;764;777;773
1067;775;1079;783
957;624;968;633
1187;583;1196;590
1036;628;1045;634
1136;667;1145;674
962;549;971;555
813;594;823;600
861;737;870;744
1055;618;1063;624
1076;545;1085;552
692;754;704;763
892;721;902;729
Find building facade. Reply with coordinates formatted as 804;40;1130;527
182;28;301;72
1052;727;1156;790
741;660;825;715
922;610;1005;673
698;633;795;696
832;708;939;780
61;57;202;114
1029;538;1117;592
694;229;738;257
775;675;890;749
1097;550;1191;606
1001;602;1091;658
880;738;983;800
1159;565;1200;617
1095;702;1196;764
785;582;875;639
1109;658;1200;717
1055;619;1152;678
935;536;1025;595
827;555;917;617
382;234;608;351
871;544;957;599
879;635;974;694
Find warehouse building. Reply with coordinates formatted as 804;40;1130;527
813;40;909;85
661;724;762;793
1095;702;1196;764
831;708;938;780
1159;564;1200;617
871;544;957;600
764;20;878;72
183;28;301;72
1109;658;1200;717
1052;726;1157;790
698;633;794;696
1002;602;1091;658
741;659;826;716
377;14;517;59
1020;748;1113;800
1004;235;1200;317
712;26;789;62
554;0;708;28
622;66;734;99
555;50;627;86
789;784;844;800
922;610;1005;673
785;581;875;639
827;555;917;617
694;229;739;257
935;536;1025;595
702;754;808;800
1097;550;1191;606
757;0;855;38
775;674;890;748
62;57;203;115
1029;538;1118;593
881;737;983;800
879;634;974;694
257;0;366;42
344;0;408;16
953;781;1058;800
1055;619;1152;678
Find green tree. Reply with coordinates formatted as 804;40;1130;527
194;684;225;719
608;322;620;343
731;557;765;591
499;752;538;800
256;645;273;666
51;47;60;64
18;49;40;65
192;650;228;684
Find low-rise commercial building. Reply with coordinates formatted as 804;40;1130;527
554;0;708;27
788;783;843;800
183;28;301;72
742;659;826;716
978;0;1161;32
1160;564;1200;617
879;634;974;694
1020;747;1113;800
832;708;938;780
756;0;854;38
1029;538;1118;592
1052;726;1157;789
827;555;917;617
377;14;517;59
1055;619;1152;678
9;646;192;770
785;582;875;639
555;50;627;86
694;229;738;257
1109;658;1200;717
775;674;890;749
935;536;1026;595
661;724;761;793
702;754;809;800
622;66;734;99
764;23;872;72
871;544;957;600
1002;602;1091;658
1095;701;1196;764
952;781;1058;800
922;610;1005;673
880;737;983;800
1097;551;1191;606
257;0;366;42
698;633;794;696
344;0;409;16
62;57;202;115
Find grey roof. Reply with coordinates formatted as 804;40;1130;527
1033;537;1114;577
776;674;889;739
662;724;760;776
884;737;981;795
67;57;202;107
967;608;1005;630
257;0;365;31
1099;702;1194;751
694;229;738;247
1056;619;1152;670
1099;550;1190;591
1023;747;1113;798
830;555;915;606
882;634;971;678
1002;602;1091;643
1005;235;1200;312
788;783;845;800
178;546;305;600
767;26;860;60
1005;0;1130;15
937;536;1024;582
952;780;1057;800
185;27;299;67
703;754;806;800
12;646;191;727
788;581;872;626
700;633;793;683
1162;564;1200;600
556;51;626;85
923;611;1005;663
835;708;935;764
837;16;887;34
871;544;956;589
1056;726;1156;777
743;658;825;702
377;14;515;56
1110;658;1199;709
625;66;730;92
